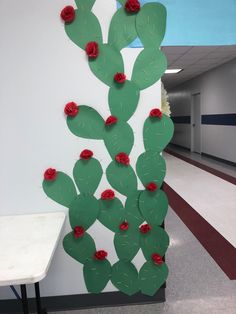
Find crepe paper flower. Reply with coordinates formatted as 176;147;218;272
94;250;108;260
125;0;141;13
146;182;158;192
119;221;129;231
115;152;130;166
85;42;99;59
80;149;93;160
73;226;85;239
44;168;57;181
149;108;163;119
101;189;115;200
60;6;75;23
139;223;152;234
114;72;126;84
152;253;164;265
64;102;79;117
105;115;118;126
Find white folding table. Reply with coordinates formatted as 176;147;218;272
0;212;66;314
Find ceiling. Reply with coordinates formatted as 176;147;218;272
161;45;236;90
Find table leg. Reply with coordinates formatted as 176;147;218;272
35;282;47;314
20;285;29;314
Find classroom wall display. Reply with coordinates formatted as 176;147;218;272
42;0;174;296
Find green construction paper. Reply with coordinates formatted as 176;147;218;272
136;3;166;48
108;81;140;122
106;161;137;196
136;150;166;188
63;231;96;264
65;10;102;51
83;258;111;293
114;226;140;261
125;191;144;227
131;48;167;90
139;190;168;226
98;197;125;232
73;158;103;194
117;0;126;5
104;121;134;159
67;105;104;140
143;114;174;152
108;8;137;51
43;171;77;207
75;0;95;11
69;194;99;230
140;226;169;261
111;261;139;296
139;261;169;296
89;44;124;86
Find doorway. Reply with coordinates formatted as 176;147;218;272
191;93;202;154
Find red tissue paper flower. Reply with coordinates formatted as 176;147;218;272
94;250;108;260
115;152;130;166
80;149;93;160
152;253;164;265
114;72;126;84
139;223;152;234
64;102;79;117
73;226;85;239
101;189;115;200
105;115;118;126
60;6;75;23
44;168;57;181
125;0;141;13
146;182;158;192
119;221;129;231
85;42;99;59
149;108;163;119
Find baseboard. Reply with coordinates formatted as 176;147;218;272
168;143;191;151
202;153;236;167
0;288;166;313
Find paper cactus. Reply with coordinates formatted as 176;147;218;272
43;0;174;296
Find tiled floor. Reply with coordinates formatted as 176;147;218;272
50;208;236;314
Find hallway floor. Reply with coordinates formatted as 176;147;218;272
51;149;236;314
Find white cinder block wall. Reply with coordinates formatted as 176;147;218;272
0;0;162;299
168;58;236;163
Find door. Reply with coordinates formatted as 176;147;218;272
191;93;201;154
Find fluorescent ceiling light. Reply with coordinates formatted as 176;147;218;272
165;69;182;74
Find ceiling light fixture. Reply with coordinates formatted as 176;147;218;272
165;69;183;74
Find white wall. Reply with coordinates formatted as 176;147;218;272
168;58;236;163
0;0;162;299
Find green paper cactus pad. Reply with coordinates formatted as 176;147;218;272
106;161;137;196
43;0;173;297
73;157;103;194
114;226;140;261
69;194;99;230
136;150;166;189
83;258;112;293
140;226;170;261
65;10;102;50
139;190;168;226
111;261;140;296
143;114;174;152
139;261;169;296
67;105;104;139
98;197;125;232
63;232;96;264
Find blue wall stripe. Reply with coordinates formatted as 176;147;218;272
171;116;191;124
171;114;236;126
201;114;236;126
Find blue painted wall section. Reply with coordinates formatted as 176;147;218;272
118;0;236;47
171;114;236;126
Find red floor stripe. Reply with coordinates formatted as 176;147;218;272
163;182;236;280
165;149;236;185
